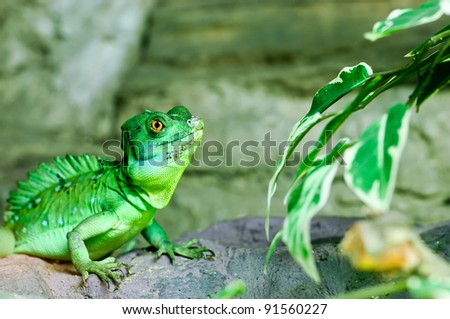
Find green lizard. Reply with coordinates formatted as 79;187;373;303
0;106;212;285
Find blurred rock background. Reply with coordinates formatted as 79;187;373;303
1;0;449;238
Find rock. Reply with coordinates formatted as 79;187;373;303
0;254;82;298
0;0;156;137
147;0;438;70
1;217;448;298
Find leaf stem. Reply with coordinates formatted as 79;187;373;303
335;279;409;299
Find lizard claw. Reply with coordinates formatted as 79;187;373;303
156;239;215;262
78;257;128;288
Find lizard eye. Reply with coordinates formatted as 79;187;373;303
150;119;164;132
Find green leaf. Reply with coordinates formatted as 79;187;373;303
264;230;282;274
286;68;379;198
284;110;354;204
282;161;340;283
266;112;325;237
268;63;373;225
343;103;411;213
307;63;373;116
212;280;247;299
365;2;444;41
407;276;450;298
406;24;450;57
417;60;450;105
311;138;353;167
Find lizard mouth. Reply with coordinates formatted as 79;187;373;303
164;130;202;161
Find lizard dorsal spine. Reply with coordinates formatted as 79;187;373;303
6;155;104;223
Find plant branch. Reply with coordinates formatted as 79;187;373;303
336;279;409;299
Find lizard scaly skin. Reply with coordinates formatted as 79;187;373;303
0;106;212;285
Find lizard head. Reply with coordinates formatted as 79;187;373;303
120;105;203;208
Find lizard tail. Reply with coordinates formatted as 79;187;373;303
0;226;15;257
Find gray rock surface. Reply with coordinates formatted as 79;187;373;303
0;0;156;137
0;217;447;299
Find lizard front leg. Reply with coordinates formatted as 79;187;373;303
67;211;125;285
141;219;214;262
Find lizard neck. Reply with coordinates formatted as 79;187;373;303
117;161;187;210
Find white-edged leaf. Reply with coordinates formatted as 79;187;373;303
343;103;411;213
441;0;450;15
308;63;373;116
365;2;444;41
282;161;339;283
266;63;372;237
266;112;324;237
284;136;352;205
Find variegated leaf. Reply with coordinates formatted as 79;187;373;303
282;161;340;283
343;103;411;213
308;63;373;116
266;112;324;236
365;1;444;41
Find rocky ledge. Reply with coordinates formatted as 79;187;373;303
0;217;448;298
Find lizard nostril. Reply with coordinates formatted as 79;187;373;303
187;117;204;130
187;118;196;127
